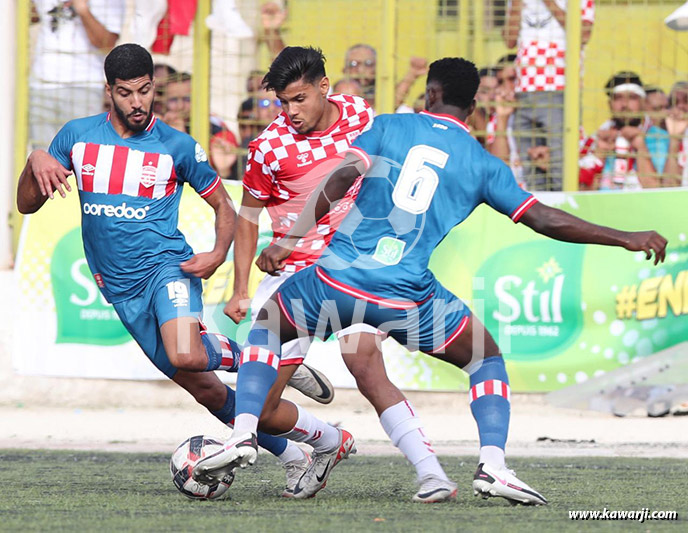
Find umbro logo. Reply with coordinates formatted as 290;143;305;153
82;164;96;176
296;153;312;167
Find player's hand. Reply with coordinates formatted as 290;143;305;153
261;2;287;30
29;150;72;200
180;252;225;279
623;231;668;265
224;292;251;324
256;241;293;275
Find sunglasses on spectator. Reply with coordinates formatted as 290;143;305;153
258;98;281;108
347;59;376;68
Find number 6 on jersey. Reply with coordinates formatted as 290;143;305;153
392;145;449;214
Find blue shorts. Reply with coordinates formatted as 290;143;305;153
275;266;471;354
112;266;203;378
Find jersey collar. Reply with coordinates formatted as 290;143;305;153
420;111;470;132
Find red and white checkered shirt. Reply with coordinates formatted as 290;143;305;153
242;94;374;272
514;0;595;93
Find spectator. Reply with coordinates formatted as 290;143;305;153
643;85;670;175
579;72;661;190
470;66;499;146
342;44;428;110
645;86;669;130
161;72;240;181
504;0;595;190
29;0;125;149
232;88;284;180
332;78;364;97
496;54;518;94
153;63;177;117
259;2;287;58
660;81;688;186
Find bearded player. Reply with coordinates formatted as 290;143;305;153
16;43;342;497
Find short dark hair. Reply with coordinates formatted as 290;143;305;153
104;44;154;85
644;85;664;96
604;71;643;95
262;46;327;92
497;54;517;66
427;57;480;109
478;66;499;78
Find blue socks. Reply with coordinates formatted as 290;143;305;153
210;385;287;456
467;356;511;450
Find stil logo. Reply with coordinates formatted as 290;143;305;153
50;228;131;346
475;241;584;360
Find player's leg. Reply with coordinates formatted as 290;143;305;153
339;329;456;503
419;287;547;505
251;273;335;404
172;369;310;497
156;276;237;373
194;268;356;492
113;290;308;496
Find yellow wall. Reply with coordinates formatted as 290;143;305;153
581;2;688;134
284;0;688;128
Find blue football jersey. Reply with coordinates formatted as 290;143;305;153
49;113;221;302
318;111;537;302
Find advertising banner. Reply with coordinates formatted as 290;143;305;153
14;186;688;391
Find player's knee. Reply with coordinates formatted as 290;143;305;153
257;398;281;433
345;351;385;396
168;348;208;372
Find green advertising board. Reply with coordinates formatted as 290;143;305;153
15;185;688;390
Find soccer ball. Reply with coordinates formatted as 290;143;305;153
170;435;234;500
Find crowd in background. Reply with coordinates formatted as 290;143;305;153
26;0;688;192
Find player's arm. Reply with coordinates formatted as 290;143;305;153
256;152;367;274
180;186;236;279
16;150;73;214
224;191;267;323
519;202;667;265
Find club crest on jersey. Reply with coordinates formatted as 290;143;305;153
81;163;96;176
140;163;157;188
296;153;312;167
195;143;208;163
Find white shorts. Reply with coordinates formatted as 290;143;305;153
251;270;384;365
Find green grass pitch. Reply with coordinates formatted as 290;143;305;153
0;450;685;532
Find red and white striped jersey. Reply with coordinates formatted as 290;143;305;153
49;112;221;302
242;94;374;272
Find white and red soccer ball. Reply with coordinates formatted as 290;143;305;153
170;435;234;500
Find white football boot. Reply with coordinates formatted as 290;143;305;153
193;432;258;484
473;463;547;505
